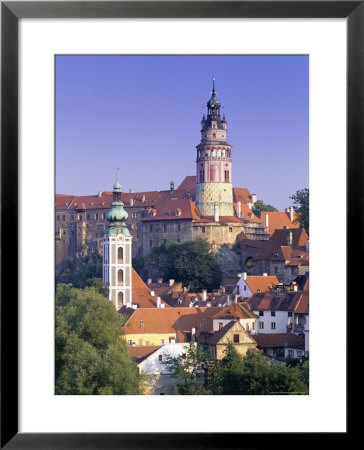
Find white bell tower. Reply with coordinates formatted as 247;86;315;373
103;173;133;310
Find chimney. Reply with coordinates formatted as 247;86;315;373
234;294;238;303
265;214;269;227
251;194;257;203
147;278;152;285
98;191;102;198
132;304;137;310
157;297;161;308
289;206;294;222
130;199;134;206
129;188;134;193
247;202;252;209
169;279;175;286
237;273;242;278
214;202;219;222
189;302;193;308
306;240;310;253
142;195;146;203
222;286;225;293
191;327;196;341
207;303;211;307
243;272;247;281
170;181;174;194
287;231;293;246
218;288;222;296
150;290;155;297
237;201;242;218
158;277;163;284
201;289;207;301
263;273;268;276
160;303;165;308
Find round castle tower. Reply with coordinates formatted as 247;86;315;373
195;79;234;217
103;175;133;310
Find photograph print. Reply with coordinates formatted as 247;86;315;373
55;55;309;395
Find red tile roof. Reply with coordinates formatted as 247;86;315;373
253;228;308;262
253;333;304;348
260;211;300;235
294;279;309;314
131;269;170;308
124;306;221;337
246;275;279;293
243;291;302;312
127;345;161;363
212;303;257;320
141;198;201;221
233;188;254;205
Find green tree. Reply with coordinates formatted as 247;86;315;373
56;255;102;288
252;200;278;218
55;283;142;395
161;343;214;394
140;239;222;291
290;188;309;234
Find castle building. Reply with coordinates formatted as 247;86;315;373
195;78;233;217
103;178;133;309
55;80;277;265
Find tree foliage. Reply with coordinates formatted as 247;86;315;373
55;283;142;395
252;200;278;218
162;342;309;395
290;188;309;234
56;255;102;289
161;343;214;394
138;239;222;290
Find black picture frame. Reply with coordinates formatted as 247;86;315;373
1;1;356;448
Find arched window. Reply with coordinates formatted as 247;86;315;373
213;133;216;139
200;170;205;183
118;247;123;262
118;292;123;308
118;269;124;285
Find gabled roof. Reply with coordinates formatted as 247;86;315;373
212;303;257;320
127;345;161;363
253;333;304;348
253;228;308;262
233;188;254;205
131;269;170;308
243;291;302;312
294;279;309;314
246;275;279;293
260;211;300;235
124;306;222;337
206;320;257;346
141;198;201;221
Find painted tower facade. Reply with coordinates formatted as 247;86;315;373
195;79;234;217
103;177;133;310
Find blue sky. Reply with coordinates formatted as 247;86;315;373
56;55;308;211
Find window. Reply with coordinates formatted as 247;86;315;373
297;351;303;357
271;322;276;330
102;213;105;219
150;240;153;248
56;215;60;221
163;225;167;232
62;215;65;220
140;320;144;328
118;269;123;284
200;170;204;183
244;285;247;291
225;170;229;182
246;323;250;331
271;311;276;316
288;312;293;317
218;322;223;330
229;227;233;232
87;214;90;220
288;350;294;356
160;339;165;345
259;322;264;329
127;340;132;345
201;227;206;233
163;239;167;244
259;311;264;316
252;322;255;331
118;247;123;262
158;355;163;361
70;215;74;221
233;334;240;343
149;225;153;232
177;224;181;231
78;214;82;221
95;213;99;220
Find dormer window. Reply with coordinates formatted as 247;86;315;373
140;320;144;328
